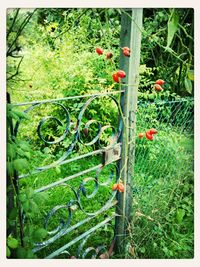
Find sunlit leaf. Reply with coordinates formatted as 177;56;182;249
188;70;194;81
184;77;193;94
6;246;11;257
13;158;28;171
176;208;186;224
167;10;179;48
7;236;19;249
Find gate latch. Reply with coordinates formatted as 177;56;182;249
103;143;121;166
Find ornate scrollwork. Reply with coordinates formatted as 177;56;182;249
33;163;119;252
14;94;122;173
78;177;99;199
76;223;115;259
12;93;122;257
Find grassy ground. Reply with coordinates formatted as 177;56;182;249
131;132;194;258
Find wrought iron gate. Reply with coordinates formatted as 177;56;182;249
7;9;143;258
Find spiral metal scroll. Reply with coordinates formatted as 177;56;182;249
33;163;119;252
12;94;122;257
76;224;115;259
13;95;122;172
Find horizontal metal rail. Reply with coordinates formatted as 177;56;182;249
11;94;193;108
11;90;124;107
34;164;103;193
19;148;105;179
33;200;117;253
45;214;117;259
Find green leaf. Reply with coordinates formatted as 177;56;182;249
13;158;28;172
139;64;147;74
140;247;146;253
29;199;39;214
25;187;34;198
7;143;16;159
33;192;48;205
12;109;29;120
8;207;18;220
16;247;36;258
16;247;27;258
22;201;30;212
167;10;179;48
19;141;31;151
176;208;186;224
6;246;11;257
55;166;61;174
7;161;14;177
23;151;31;159
32;228;48;242
43;147;51;154
19;193;27;203
188;70;194;81
26;249;36;259
184;77;193;94
7;236;19;249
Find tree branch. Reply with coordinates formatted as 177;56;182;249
7;9;37;57
6;8;20;39
7;56;23;80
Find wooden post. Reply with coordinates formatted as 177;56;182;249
115;8;143;255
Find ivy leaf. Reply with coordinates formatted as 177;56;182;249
167;10;179;48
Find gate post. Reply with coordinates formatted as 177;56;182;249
115;8;143;255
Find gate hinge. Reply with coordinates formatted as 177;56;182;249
103;143;121;166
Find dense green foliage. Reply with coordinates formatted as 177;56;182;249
6;8;194;259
